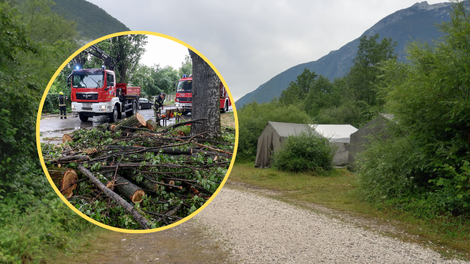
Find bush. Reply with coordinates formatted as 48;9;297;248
356;135;423;203
272;132;335;173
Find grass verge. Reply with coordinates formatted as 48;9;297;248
229;161;470;261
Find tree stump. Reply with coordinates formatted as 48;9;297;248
113;112;146;131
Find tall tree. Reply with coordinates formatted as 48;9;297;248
279;68;317;105
359;1;470;213
188;49;221;139
347;34;397;106
178;55;192;77
88;35;148;83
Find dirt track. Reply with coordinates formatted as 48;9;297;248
72;182;469;264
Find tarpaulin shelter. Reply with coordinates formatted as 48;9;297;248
255;121;314;168
348;114;394;163
255;122;358;168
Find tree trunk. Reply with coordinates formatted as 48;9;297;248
113;112;146;131
188;49;221;139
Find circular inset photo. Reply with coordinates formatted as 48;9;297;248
37;31;238;232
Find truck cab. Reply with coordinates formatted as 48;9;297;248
69;67;140;122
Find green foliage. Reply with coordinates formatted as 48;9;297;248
347;34;397;106
272;132;335;173
0;194;94;263
357;1;470;218
42;124;234;229
237;100;312;159
276;34;398;128
178;54;192;77
279;68;317;105
0;1;95;262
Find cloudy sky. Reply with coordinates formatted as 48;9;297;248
86;0;446;102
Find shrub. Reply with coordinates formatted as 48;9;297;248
272;132;335;173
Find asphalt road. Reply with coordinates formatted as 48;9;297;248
39;107;182;145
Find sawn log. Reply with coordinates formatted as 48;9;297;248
77;164;151;229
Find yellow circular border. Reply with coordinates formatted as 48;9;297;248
36;30;239;233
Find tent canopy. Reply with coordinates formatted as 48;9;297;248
255;122;357;168
310;124;358;143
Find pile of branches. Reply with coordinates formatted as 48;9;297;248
42;113;234;230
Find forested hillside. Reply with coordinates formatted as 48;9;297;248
237;1;452;107
51;0;130;40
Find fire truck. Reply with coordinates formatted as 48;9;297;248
175;74;231;115
68;45;140;122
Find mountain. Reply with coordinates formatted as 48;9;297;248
51;0;130;41
236;1;453;108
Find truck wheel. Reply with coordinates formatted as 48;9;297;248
225;100;229;112
126;100;136;117
79;112;89;122
109;105;119;123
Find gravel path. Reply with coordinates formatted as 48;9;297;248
190;186;469;264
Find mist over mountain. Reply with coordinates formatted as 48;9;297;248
236;1;453;108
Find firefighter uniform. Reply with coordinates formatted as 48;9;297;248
153;93;166;125
58;92;67;119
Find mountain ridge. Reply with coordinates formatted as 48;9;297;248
236;1;453;108
51;0;130;41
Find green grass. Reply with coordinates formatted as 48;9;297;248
229;162;470;261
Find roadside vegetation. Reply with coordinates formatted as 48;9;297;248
236;0;470;259
0;1;104;263
0;0;195;262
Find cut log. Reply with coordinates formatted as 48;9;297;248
60;169;78;199
113;112;146;131
77;165;151;229
145;119;159;131
62;134;74;143
113;175;145;204
47;166;70;186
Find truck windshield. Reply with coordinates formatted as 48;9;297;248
72;73;104;88
177;80;192;92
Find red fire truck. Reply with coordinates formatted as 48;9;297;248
175;74;231;115
68;45;140;122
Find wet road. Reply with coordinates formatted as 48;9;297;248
39;107;184;145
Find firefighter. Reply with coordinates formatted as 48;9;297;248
58;91;68;119
153;93;166;125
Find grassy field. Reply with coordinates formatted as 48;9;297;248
228;162;470;261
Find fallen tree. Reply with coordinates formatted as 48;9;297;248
41;116;235;230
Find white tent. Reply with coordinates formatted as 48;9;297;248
310;124;358;165
310;124;358;143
